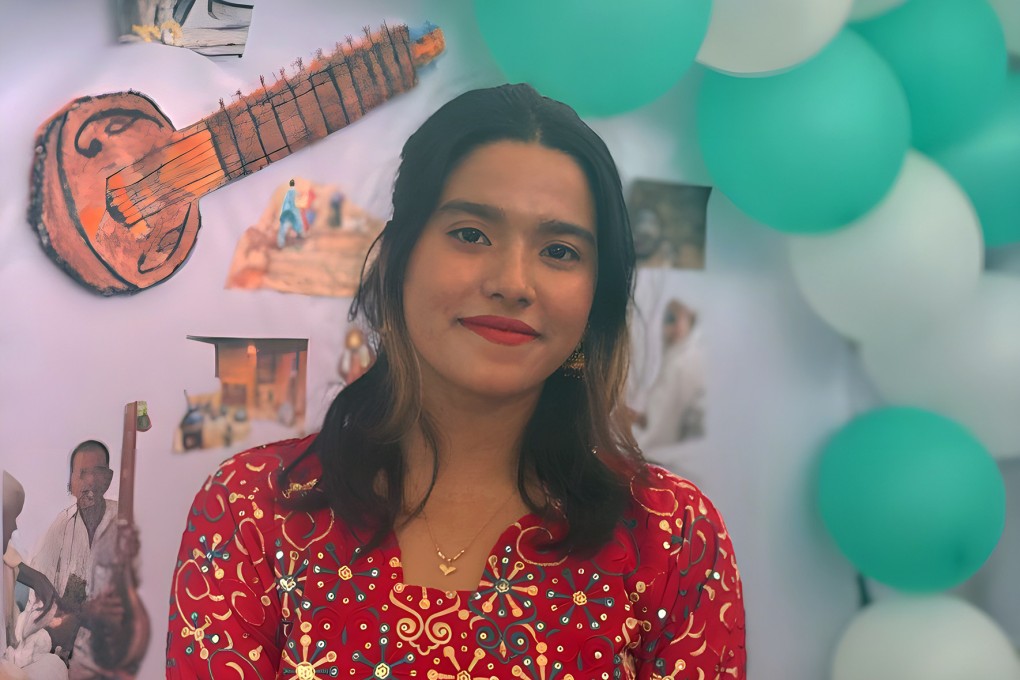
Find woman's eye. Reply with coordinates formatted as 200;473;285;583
448;227;491;245
542;243;580;261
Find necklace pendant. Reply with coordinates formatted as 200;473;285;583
439;562;457;576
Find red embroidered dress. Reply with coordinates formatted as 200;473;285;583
166;437;745;679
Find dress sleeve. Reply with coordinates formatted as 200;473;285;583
166;453;283;679
632;474;746;680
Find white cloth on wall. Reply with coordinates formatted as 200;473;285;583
2;546;67;680
0;653;68;680
635;328;706;452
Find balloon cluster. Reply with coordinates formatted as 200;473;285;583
473;0;1020;676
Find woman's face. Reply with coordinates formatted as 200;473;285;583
402;140;597;403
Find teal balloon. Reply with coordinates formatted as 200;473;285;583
473;0;712;117
697;30;910;233
932;74;1020;247
855;0;1008;151
818;407;1006;592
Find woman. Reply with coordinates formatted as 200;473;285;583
166;84;745;679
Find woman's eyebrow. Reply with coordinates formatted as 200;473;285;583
434;199;596;246
537;220;596;247
433;199;504;221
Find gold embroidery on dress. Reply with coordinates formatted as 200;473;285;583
390;588;462;655
282;477;319;498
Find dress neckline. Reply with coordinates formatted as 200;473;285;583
383;510;546;598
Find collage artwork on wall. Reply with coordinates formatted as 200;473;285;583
5;1;1019;679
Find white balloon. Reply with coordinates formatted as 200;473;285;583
989;0;1020;55
861;273;1020;459
849;0;908;21
788;151;983;344
833;596;1020;680
696;0;853;75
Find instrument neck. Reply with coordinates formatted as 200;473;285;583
201;22;422;184
119;401;138;525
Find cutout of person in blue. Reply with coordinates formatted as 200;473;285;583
277;179;304;249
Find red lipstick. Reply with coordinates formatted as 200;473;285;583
459;316;539;346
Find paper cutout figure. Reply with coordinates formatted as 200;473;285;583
225;179;384;297
277;179;306;249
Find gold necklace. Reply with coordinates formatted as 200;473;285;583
421;489;517;576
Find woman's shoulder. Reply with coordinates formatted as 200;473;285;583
206;433;321;497
626;463;725;522
622;463;736;566
617;471;745;675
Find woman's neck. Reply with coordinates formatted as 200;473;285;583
402;382;542;505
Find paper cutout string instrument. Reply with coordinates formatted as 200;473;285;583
29;23;444;296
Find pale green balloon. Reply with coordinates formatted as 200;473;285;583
818;407;1006;592
474;0;712;117
932;74;1020;247
855;0;1009;150
698;30;910;232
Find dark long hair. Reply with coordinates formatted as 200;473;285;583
282;84;643;555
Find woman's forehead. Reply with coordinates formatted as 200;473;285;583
436;140;596;229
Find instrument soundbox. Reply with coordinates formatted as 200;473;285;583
29;23;444;296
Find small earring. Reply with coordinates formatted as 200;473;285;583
561;344;585;378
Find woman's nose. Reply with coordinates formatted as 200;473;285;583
482;247;534;305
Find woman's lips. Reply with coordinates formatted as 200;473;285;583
459;316;539;346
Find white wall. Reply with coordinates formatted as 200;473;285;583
5;2;1011;679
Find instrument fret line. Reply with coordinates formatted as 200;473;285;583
307;62;336;134
262;82;333;147
256;82;293;154
238;94;271;164
399;27;417;73
383;22;412;90
279;69;313;141
342;51;367;117
218;99;248;178
357;28;388;100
